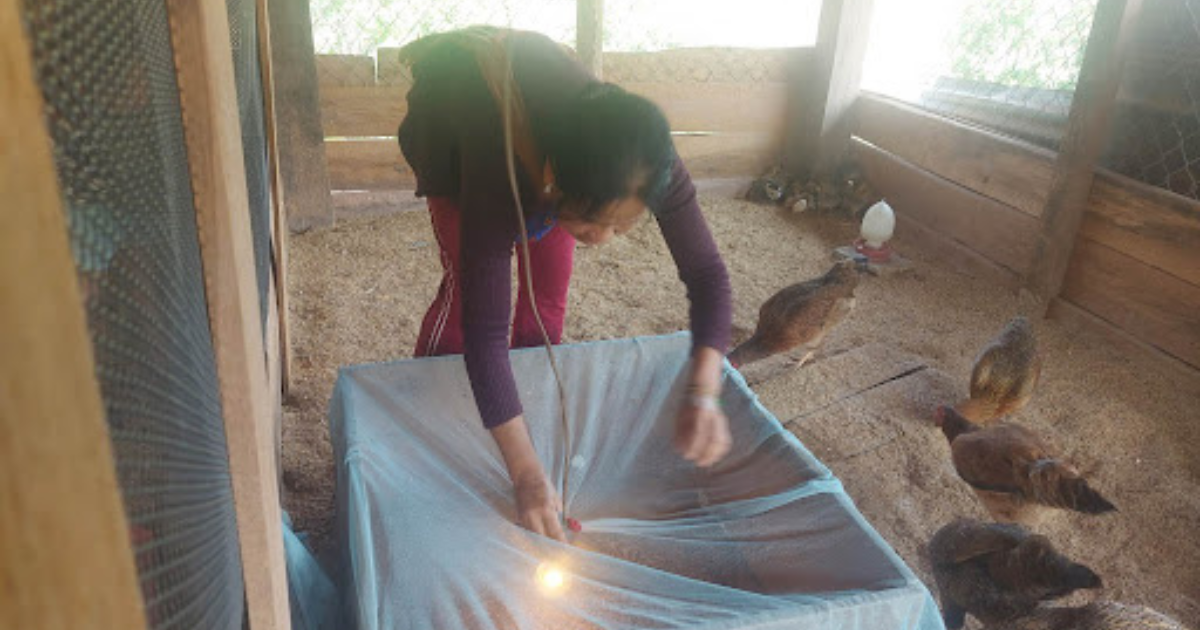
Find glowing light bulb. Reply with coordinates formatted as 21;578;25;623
536;563;568;594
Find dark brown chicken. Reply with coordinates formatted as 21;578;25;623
728;258;866;370
929;518;1103;630
935;406;1116;522
958;316;1043;423
1002;601;1192;630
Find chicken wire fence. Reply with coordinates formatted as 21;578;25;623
601;0;821;53
863;0;1100;152
228;0;275;332
1099;0;1200;201
18;0;259;627
308;0;819;57
309;0;576;56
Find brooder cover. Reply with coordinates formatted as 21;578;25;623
331;333;944;630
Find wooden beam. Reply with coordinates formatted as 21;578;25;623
165;2;291;629
325;138;415;190
1025;0;1144;304
319;85;407;137
323;132;781;190
854;94;1057;218
256;0;293;398
270;0;333;231
0;3;147;627
786;0;875;178
265;260;285;480
319;83;791;138
576;0;604;79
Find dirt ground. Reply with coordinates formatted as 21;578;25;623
282;191;1200;627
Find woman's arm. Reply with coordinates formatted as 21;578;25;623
442;41;567;537
491;417;566;541
654;157;735;466
654;158;733;356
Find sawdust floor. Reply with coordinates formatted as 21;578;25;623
283;193;1200;627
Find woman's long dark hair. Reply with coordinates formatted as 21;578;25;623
541;83;676;219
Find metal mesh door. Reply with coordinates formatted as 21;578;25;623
1100;0;1200;200
227;0;274;331
19;1;247;627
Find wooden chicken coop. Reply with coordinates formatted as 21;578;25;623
290;0;1196;371
1;0;1197;629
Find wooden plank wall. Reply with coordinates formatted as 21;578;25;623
315;47;809;190
852;92;1200;370
1061;172;1200;369
851;94;1047;279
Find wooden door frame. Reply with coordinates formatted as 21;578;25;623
0;2;148;628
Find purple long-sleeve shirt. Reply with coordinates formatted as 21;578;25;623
399;30;732;428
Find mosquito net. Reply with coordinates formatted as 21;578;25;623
331;333;944;630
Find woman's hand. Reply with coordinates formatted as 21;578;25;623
674;346;732;467
674;396;731;467
491;416;567;542
512;468;566;542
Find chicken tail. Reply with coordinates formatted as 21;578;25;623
1029;460;1117;514
954;397;1001;424
1064;563;1103;591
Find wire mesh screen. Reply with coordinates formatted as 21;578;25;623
603;0;820;52
228;0;273;331
309;0;576;56
308;0;820;57
1100;0;1200;201
863;0;1099;151
603;48;795;85
19;1;246;628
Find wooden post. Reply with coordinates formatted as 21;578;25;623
0;3;147;628
270;0;334;232
165;1;292;629
786;0;875;179
1025;0;1143;306
257;0;294;399
577;0;604;79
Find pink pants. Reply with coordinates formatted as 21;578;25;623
415;197;576;357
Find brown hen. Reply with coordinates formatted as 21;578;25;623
935;406;1116;522
728;258;865;371
929;518;1102;630
958;316;1043;423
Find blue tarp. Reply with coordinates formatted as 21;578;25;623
282;512;340;630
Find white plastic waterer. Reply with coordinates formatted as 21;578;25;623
854;200;895;263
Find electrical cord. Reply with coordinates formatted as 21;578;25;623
500;39;574;525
